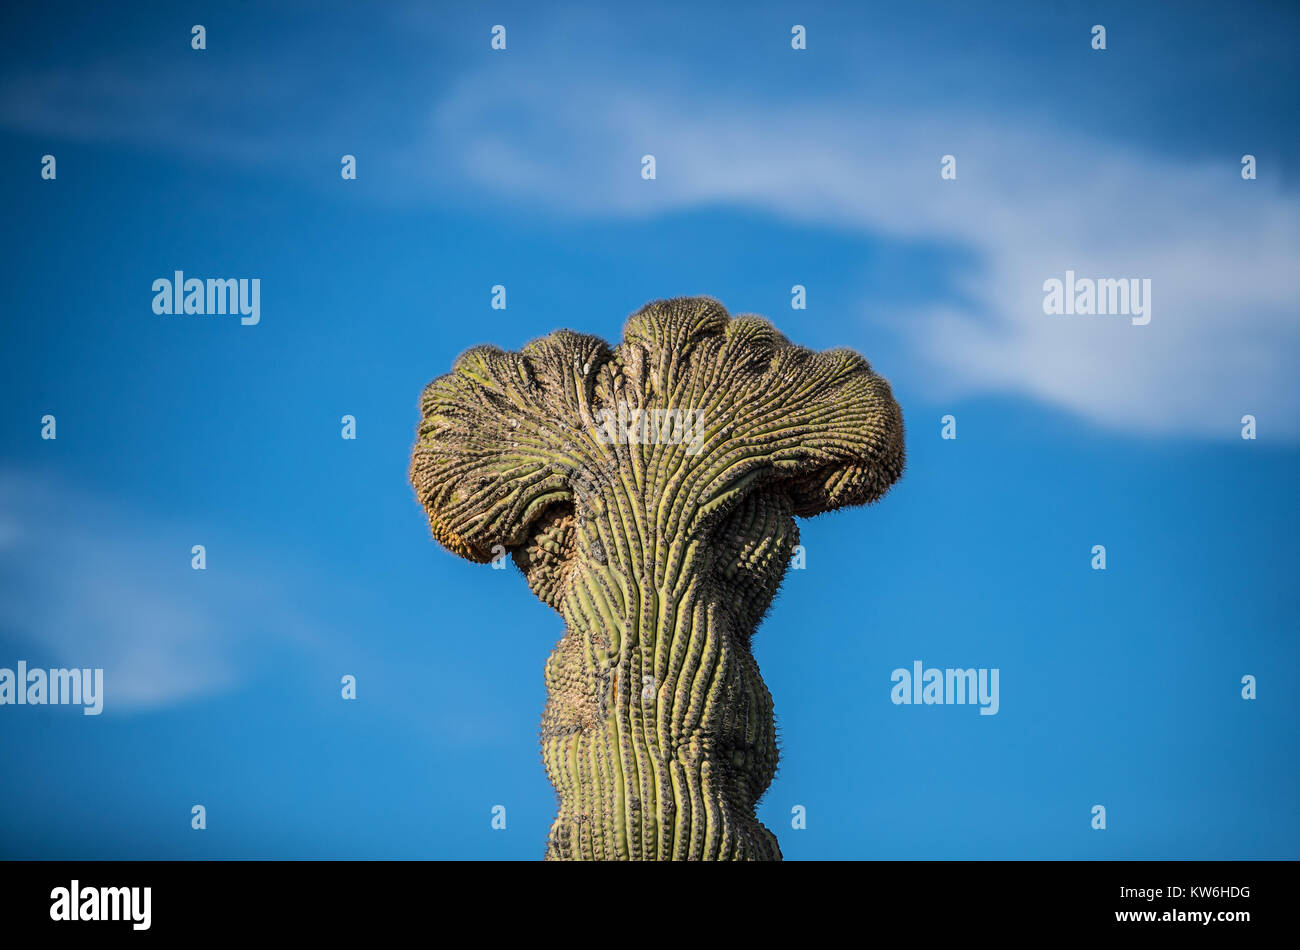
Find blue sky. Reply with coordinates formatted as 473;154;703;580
0;0;1297;859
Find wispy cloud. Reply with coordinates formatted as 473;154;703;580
0;470;325;710
425;74;1300;439
4;8;1296;439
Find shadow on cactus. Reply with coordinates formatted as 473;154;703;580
409;296;905;860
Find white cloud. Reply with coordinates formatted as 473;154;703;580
428;77;1300;438
3;34;1295;439
0;471;325;711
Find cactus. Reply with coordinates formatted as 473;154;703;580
410;297;905;860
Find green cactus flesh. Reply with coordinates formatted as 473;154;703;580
410;297;905;860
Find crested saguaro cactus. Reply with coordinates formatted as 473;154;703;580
410;297;904;860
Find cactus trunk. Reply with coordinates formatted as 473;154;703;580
537;487;791;860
